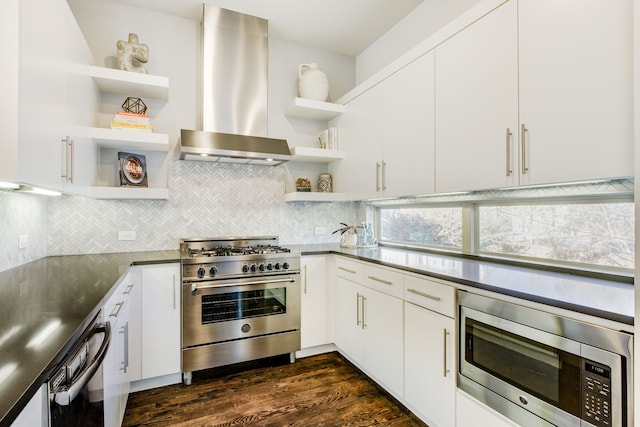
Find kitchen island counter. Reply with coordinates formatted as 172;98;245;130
292;244;634;327
0;250;179;427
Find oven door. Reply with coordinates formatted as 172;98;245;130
182;273;300;348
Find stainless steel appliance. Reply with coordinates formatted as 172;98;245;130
48;312;110;427
458;291;633;427
180;236;301;385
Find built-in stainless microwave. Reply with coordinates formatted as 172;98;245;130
458;291;633;427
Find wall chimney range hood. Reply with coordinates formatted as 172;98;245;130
179;5;291;165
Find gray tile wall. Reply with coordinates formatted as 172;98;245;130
0;192;48;272
47;160;359;255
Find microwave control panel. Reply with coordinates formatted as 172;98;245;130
582;361;612;427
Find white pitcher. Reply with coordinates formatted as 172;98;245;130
298;63;329;102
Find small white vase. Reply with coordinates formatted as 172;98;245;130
298;63;329;102
341;233;358;247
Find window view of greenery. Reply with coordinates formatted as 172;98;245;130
379;207;463;249
478;202;634;270
377;200;634;271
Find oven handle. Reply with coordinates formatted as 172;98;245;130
50;322;111;406
191;277;296;293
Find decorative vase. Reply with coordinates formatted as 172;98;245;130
318;173;332;192
298;63;329;102
341;233;358;247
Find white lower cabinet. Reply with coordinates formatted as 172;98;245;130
10;384;47;427
456;390;520;427
140;263;181;379
334;258;404;398
300;256;329;349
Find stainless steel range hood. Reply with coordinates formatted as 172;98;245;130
180;5;291;165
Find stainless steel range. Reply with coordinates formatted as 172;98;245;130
180;236;301;385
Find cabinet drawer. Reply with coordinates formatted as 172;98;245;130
335;257;364;283
364;264;404;299
404;275;455;318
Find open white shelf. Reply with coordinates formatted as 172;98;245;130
87;186;169;200
284;191;348;202
290;146;345;163
89;66;169;100
286;97;345;121
86;127;169;152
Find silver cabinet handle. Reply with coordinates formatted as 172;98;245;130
381;161;387;191
521;124;528;174
505;128;513;176
376;162;381;191
338;266;356;274
109;301;124;318
303;265;308;294
443;328;451;377
407;288;441;301
119;324;127;373
361;295;367;329
356;292;362;326
61;136;74;183
123;284;134;295
69;137;74;183
172;274;177;310
124;322;129;372
367;275;392;286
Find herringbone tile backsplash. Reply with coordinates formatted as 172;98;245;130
47;161;359;255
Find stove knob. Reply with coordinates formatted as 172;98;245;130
258;263;266;272
274;262;281;270
250;263;258;273
197;267;206;278
267;263;274;271
209;266;218;277
242;264;249;273
282;262;290;270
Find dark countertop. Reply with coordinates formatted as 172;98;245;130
291;244;635;326
0;251;179;427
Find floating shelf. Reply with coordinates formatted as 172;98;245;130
284;192;348;202
286;97;345;121
87;186;169;200
290;146;345;163
85;127;169;152
89;66;169;100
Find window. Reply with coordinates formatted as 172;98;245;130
375;184;634;272
478;202;634;270
378;206;463;250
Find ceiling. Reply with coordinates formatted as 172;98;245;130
107;0;424;57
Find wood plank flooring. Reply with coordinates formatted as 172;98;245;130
122;352;428;427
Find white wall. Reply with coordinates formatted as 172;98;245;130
356;0;481;84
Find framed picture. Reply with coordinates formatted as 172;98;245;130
118;152;148;187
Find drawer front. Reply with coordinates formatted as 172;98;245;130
335;256;364;283
404;275;455;318
364;264;404;299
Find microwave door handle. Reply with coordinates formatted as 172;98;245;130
191;277;295;293
51;322;111;406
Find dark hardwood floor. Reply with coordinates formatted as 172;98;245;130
122;352;428;427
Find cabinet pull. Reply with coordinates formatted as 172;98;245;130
172;274;177;310
69;137;74;183
407;288;441;301
381;161;387;191
367;275;392;286
303;265;308;294
375;162;381;191
123;284;134;295
521;124;528;174
338;266;357;274
356;293;362;326
443;329;450;377
505;128;513;176
110;302;124;318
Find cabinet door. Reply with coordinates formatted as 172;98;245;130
300;256;328;349
362;289;404;398
405;302;455;427
141;264;181;379
382;50;436;197
103;290;130;427
435;0;518;193
330;86;384;199
334;277;364;365
456;390;522;427
518;0;632;185
10;384;46;427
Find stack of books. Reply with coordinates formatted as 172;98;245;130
110;111;152;132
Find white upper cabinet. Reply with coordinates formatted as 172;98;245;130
517;0;633;185
330;50;435;199
435;0;632;193
435;0;519;193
